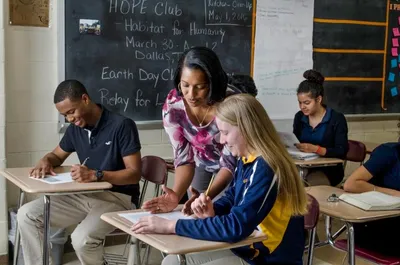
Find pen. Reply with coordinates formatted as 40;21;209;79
81;157;90;166
205;174;216;197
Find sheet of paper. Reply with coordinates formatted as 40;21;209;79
392;48;398;57
393;38;399;47
391;58;397;68
30;172;74;184
393;28;400;37
388;72;395;82
253;0;314;119
278;131;300;148
119;210;193;224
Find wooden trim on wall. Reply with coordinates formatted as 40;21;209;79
0;254;8;265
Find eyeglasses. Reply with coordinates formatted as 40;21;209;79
327;193;339;202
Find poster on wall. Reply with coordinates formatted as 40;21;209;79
9;0;49;27
253;0;314;120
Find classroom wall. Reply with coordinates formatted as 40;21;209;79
1;0;399;258
0;0;6;258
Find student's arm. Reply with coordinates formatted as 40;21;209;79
344;166;400;196
176;160;278;243
344;144;400;196
30;125;76;177
30;145;71;177
323;113;348;158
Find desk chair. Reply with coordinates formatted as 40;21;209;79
304;194;319;265
334;240;400;265
341;140;367;188
345;140;367;168
104;155;168;265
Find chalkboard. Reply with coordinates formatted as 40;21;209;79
313;0;400;114
64;0;254;122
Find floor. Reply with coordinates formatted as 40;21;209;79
62;218;374;265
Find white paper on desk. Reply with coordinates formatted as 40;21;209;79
119;210;193;224
30;172;74;184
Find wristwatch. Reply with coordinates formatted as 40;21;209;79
95;170;104;182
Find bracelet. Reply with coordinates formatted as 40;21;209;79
315;145;322;155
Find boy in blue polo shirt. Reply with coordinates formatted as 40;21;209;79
17;80;142;265
344;142;400;257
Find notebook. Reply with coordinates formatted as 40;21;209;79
339;191;400;211
286;148;319;161
277;132;319;161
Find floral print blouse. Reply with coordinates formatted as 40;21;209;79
162;89;236;174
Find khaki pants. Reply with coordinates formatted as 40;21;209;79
17;191;131;265
162;250;249;265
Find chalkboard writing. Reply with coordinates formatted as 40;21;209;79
65;0;253;122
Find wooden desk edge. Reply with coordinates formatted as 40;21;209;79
0;169;112;194
101;212;267;255
307;186;400;223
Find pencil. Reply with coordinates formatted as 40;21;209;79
205;174;216;197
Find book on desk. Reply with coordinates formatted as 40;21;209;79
339;191;400;211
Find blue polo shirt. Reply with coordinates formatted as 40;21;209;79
299;108;332;145
59;106;141;205
364;143;400;190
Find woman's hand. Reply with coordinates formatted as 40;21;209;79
141;185;179;213
191;193;215;219
295;143;318;153
131;216;176;234
182;186;200;216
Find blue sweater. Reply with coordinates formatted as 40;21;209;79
175;156;305;265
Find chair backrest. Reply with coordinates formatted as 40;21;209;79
138;156;168;208
304;194;319;230
141;155;168;185
345;140;367;163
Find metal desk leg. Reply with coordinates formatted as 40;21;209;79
13;189;25;265
43;195;51;265
346;222;355;265
178;254;186;265
299;167;307;182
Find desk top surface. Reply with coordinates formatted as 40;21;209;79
1;167;112;194
307;185;400;223
101;208;267;255
294;157;343;166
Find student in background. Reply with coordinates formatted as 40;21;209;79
293;70;348;186
18;80;142;265
142;47;257;215
343;142;400;257
132;94;308;265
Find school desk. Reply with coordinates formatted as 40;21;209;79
0;167;112;265
101;207;268;265
294;157;344;179
306;185;400;265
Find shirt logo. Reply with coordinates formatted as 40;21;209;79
105;141;112;145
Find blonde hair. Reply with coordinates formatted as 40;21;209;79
216;94;308;215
